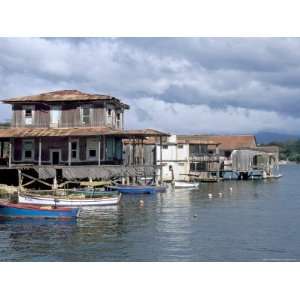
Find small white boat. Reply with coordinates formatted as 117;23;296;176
174;181;199;189
263;174;283;179
18;193;121;207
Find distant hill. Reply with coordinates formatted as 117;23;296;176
0;122;10;129
255;132;300;144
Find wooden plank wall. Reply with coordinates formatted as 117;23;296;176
61;103;80;127
11;102;111;128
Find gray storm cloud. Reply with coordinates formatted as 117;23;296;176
0;37;300;134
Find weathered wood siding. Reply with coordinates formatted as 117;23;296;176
92;103;105;126
13;138;22;161
35;104;50;127
79;137;87;161
12;105;23;127
10;102;121;128
61;103;80;127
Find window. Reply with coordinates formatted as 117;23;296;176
23;105;34;125
177;144;184;149
196;162;207;172
87;138;98;160
81;105;91;125
89;149;97;158
107;107;113;125
116;112;121;128
23;140;34;160
190;144;208;156
190;163;196;171
25;109;32;118
163;145;168;149
71;140;79;160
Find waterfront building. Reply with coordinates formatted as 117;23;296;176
0;90;168;184
139;134;279;182
139;135;221;182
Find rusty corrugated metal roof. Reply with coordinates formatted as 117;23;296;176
2;90;130;109
0;127;169;138
178;135;257;150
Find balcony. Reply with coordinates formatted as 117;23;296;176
11;120;123;130
189;154;220;162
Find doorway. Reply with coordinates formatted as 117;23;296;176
50;150;61;165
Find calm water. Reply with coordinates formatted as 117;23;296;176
0;164;300;262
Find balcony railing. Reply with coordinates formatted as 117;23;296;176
12;120;123;129
189;154;220;162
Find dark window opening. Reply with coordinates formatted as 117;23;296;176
71;142;77;150
190;163;196;171
196;162;207;172
25;150;32;159
89;149;97;158
25;109;32;118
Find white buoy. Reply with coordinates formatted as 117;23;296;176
139;200;144;206
229;187;233;192
218;192;223;197
208;193;213;199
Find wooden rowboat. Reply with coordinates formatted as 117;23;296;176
18;192;121;207
0;202;79;219
67;189;119;197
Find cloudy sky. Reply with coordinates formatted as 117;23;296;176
1;37;300;135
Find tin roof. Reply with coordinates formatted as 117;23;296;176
2;90;130;109
0;127;169;139
178;135;257;150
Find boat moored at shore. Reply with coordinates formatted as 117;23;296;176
107;185;167;194
0;202;80;219
18;192;121;207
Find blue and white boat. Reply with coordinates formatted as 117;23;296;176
107;185;167;194
0;202;80;219
18;192;121;207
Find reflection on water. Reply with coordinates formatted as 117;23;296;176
0;165;300;261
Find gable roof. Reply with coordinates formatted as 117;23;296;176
2;90;130;109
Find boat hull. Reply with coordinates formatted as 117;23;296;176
69;189;119;197
108;185;167;194
0;203;79;219
174;182;199;188
18;194;121;207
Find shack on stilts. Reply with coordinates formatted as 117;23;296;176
0;90;169;188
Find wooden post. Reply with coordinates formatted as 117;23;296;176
103;136;106;161
38;138;42;166
68;137;71;166
98;136;101;166
141;139;144;165
8;138;12;168
0;141;3;158
160;136;163;184
18;169;22;190
133;138;136;165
